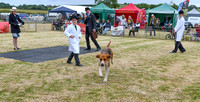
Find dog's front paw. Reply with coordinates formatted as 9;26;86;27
103;79;107;82
99;75;103;78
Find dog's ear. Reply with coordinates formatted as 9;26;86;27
107;55;111;58
96;55;100;58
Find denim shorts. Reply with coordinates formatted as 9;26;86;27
12;33;20;38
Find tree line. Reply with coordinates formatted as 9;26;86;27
0;2;54;10
95;0;199;11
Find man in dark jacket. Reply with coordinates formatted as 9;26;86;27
84;7;101;51
9;7;24;50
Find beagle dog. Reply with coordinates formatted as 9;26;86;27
96;41;113;82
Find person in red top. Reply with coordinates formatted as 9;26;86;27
196;24;200;37
193;24;200;37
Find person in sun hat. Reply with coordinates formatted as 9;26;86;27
170;10;186;53
9;7;24;50
149;14;156;36
64;15;83;67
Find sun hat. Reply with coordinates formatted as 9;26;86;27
10;7;17;11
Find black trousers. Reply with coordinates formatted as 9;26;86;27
150;25;156;36
86;27;100;49
67;52;80;65
129;30;135;36
172;41;186;52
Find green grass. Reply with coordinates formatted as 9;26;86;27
0;9;48;14
0;31;200;101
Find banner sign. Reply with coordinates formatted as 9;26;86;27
66;23;86;34
137;9;146;29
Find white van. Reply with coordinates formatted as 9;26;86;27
187;17;200;27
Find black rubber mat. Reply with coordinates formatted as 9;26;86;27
0;46;96;63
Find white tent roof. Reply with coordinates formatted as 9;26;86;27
56;5;89;14
187;8;200;14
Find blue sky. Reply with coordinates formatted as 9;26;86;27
0;0;199;7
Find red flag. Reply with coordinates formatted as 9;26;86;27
137;9;146;29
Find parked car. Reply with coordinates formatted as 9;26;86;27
185;21;193;28
28;14;44;21
18;13;29;18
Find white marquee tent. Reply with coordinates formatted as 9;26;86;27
187;8;200;17
53;5;89;14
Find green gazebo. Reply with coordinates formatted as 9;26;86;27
148;3;178;27
91;3;115;25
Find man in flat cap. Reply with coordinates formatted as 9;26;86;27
84;7;101;51
170;10;186;53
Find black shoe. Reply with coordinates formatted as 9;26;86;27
181;50;186;53
96;48;101;51
17;48;21;50
14;48;17;50
75;64;83;67
84;48;91;50
170;51;176;53
67;61;73;64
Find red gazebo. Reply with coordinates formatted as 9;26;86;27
115;3;146;28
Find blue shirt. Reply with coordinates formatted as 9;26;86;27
104;22;111;29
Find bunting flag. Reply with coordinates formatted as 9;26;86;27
178;2;183;11
178;0;190;11
137;8;146;29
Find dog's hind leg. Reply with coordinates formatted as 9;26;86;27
103;67;110;82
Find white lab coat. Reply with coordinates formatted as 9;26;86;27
64;24;82;54
121;18;127;27
174;17;185;41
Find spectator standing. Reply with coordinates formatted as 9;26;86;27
128;16;135;36
149;14;156;36
9;7;24;50
135;20;140;32
156;18;160;27
121;15;127;28
121;15;127;36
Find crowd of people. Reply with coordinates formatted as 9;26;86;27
188;24;200;41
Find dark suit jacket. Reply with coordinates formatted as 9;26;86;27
9;13;24;33
84;13;96;34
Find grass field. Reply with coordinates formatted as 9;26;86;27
0;9;48;14
0;31;200;101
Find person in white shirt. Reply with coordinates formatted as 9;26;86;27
170;10;186;53
64;15;83;67
135;20;140;32
121;15;127;36
120;15;127;27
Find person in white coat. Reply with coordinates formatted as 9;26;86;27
170;10;186;53
64;15;83;67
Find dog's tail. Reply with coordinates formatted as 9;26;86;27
107;40;112;47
